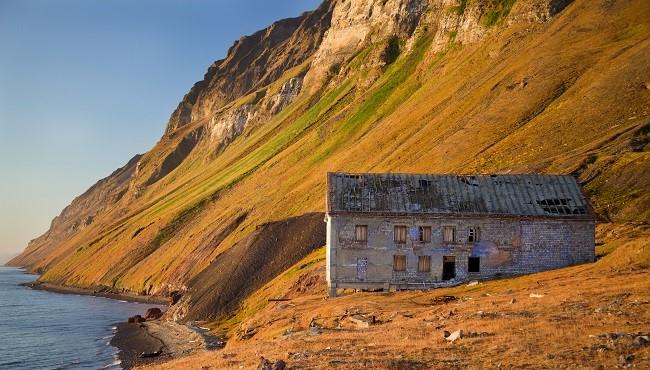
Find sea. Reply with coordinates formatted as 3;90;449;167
0;266;161;370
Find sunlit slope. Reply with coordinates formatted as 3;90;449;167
9;0;649;317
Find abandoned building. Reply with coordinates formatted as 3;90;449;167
325;172;596;297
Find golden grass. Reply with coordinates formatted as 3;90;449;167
141;224;650;369
19;0;650;324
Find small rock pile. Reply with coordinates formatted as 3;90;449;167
127;307;165;323
144;307;163;320
587;331;649;368
258;356;286;370
128;315;146;323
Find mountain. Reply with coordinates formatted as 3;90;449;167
8;0;649;325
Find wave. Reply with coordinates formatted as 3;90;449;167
102;358;122;369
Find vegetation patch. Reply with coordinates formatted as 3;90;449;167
311;32;433;163
450;0;469;15
244;89;267;106
482;0;517;27
151;198;209;248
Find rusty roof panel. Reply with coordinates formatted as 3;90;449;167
327;172;595;219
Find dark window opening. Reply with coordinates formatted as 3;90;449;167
468;257;480;273
419;179;432;188
419;226;431;242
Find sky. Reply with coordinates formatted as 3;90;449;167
0;0;321;263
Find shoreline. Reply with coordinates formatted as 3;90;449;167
22;281;169;305
10;267;223;368
110;320;225;369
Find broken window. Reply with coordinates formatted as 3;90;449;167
468;257;480;273
443;226;456;243
419;226;432;242
418;255;431;272
393;255;407;271
394;225;407;243
536;198;585;215
355;225;368;242
468;227;480;242
419;179;432;188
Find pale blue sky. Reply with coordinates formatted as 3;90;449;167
0;0;321;262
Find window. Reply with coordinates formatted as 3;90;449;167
468;227;480;242
468;257;480;273
418;226;431;242
393;255;406;271
355;225;368;242
394;225;407;243
443;226;456;243
418;256;431;272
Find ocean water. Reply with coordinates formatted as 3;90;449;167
0;267;161;370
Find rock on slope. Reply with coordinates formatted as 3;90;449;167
8;0;649;323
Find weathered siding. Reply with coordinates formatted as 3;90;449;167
326;215;595;295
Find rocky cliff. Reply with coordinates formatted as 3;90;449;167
8;0;649;323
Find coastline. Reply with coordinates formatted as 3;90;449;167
110;320;224;369
22;281;169;305
10;268;223;367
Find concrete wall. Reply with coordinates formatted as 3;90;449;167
326;214;595;296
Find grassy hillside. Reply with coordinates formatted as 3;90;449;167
8;0;649;327
143;223;650;369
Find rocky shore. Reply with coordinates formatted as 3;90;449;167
23;280;224;368
22;281;169;305
111;319;224;369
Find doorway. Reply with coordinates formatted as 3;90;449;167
442;256;455;280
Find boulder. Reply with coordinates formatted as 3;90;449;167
273;360;287;370
445;329;463;342
170;291;182;305
308;324;322;336
144;307;163;320
259;357;273;370
634;335;649;347
128;315;145;323
349;314;375;328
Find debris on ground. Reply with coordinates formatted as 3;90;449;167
431;295;458;305
445;330;463;342
348;314;376;328
308;324;322;336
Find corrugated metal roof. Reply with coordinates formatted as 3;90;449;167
327;172;595;219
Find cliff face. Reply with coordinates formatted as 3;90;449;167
165;1;335;135
9;0;649;323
